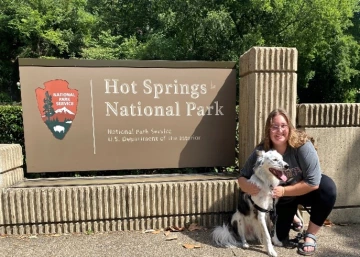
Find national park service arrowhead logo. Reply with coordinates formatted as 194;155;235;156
35;79;78;140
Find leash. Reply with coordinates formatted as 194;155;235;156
303;206;311;215
248;195;277;237
269;199;277;237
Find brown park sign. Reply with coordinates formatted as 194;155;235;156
18;59;237;173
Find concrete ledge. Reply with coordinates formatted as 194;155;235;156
297;126;360;208
0;144;23;172
0;144;24;189
328;207;360;224
297;103;360;224
0;176;239;235
12;173;237;188
297;103;360;127
0;168;24;189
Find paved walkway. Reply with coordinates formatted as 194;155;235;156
1;223;359;257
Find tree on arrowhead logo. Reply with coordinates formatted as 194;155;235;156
35;79;79;140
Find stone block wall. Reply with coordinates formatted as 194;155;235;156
297;103;360;223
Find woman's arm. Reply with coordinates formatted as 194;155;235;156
273;141;321;198
272;181;318;198
238;148;261;195
297;141;322;187
238;176;261;195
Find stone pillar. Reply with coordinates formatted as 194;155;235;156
238;47;298;167
0;144;24;189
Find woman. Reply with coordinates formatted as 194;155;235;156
238;108;337;256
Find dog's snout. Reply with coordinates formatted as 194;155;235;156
284;164;289;169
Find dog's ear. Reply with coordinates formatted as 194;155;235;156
254;150;264;170
256;150;265;157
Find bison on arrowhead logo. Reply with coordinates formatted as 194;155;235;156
35;79;79;140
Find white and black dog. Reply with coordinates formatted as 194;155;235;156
212;149;290;257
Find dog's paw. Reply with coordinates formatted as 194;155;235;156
241;242;250;249
267;248;278;257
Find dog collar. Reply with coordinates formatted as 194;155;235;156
248;195;274;213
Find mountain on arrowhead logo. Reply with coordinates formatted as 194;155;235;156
35;79;79;140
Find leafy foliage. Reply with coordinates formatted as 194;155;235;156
0;105;25;172
0;105;23;145
1;0;360;103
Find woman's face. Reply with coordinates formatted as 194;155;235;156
269;114;289;148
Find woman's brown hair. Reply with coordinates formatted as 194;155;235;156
260;108;314;151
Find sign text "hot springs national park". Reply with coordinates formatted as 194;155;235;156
104;79;224;117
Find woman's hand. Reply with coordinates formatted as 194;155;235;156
238;177;260;196
272;186;285;198
246;182;261;196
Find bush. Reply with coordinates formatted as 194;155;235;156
0;105;24;147
0;105;27;172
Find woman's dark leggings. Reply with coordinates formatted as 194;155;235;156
275;174;337;241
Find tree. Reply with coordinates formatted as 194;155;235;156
1;0;360;103
43;91;55;121
0;0;97;100
214;0;360;102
